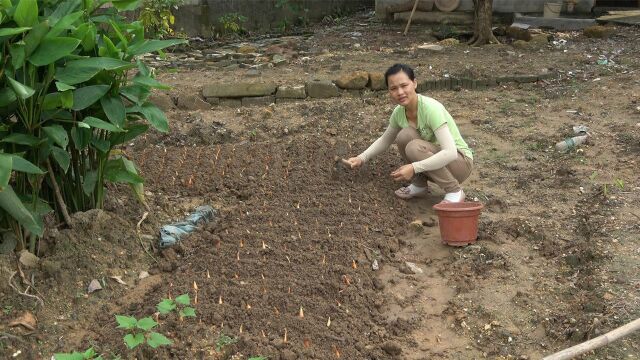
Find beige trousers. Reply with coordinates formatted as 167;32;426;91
395;127;473;193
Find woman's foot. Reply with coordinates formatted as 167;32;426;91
395;184;428;200
440;189;465;203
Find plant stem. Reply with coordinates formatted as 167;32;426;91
46;160;73;227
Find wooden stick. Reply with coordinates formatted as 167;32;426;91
403;0;420;36
542;317;640;360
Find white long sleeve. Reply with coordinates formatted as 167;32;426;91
411;125;458;173
357;124;401;162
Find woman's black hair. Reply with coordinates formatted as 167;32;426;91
384;63;415;87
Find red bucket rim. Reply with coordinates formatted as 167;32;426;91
432;201;484;212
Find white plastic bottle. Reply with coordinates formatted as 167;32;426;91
555;134;589;152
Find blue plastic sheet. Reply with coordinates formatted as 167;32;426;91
160;205;217;248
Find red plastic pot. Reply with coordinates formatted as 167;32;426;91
432;202;484;246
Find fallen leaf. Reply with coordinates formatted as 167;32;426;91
9;311;37;330
88;279;103;293
110;276;127;285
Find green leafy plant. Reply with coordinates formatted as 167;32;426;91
115;315;172;349
157;293;196;320
274;0;309;33
0;0;187;253
217;13;247;35
248;357;268;360
139;0;184;38
215;332;237;351
53;347;103;360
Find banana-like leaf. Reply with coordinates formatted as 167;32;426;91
55;66;101;85
14;0;38;27
104;157;143;184
1;133;41;146
120;84;149;105
72;22;96;52
10;154;45;174
0;88;17;107
65;57;132;70
6;76;35;99
72;84;110;110
47;11;83;38
110;123;148;146
49;0;82;26
51;146;70;173
0;185;43;236
82;116;124;132
121;156;145;205
24;22;50;57
43;125;69;148
111;0;141;12
9;43;26;70
0;154;12;190
70;126;90;150
55;82;76;91
90;137;110;154
0;27;32;37
100;94;125;127
82;170;97;195
137;102;168;133
29;37;81;66
132;74;170;90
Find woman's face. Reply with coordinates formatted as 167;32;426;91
387;71;417;106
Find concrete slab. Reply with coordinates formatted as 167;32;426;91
514;15;597;30
394;11;474;25
597;10;640;26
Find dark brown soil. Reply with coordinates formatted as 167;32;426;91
1;11;639;360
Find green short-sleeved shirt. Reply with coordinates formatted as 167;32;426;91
389;95;473;159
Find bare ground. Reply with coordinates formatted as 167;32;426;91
1;11;639;360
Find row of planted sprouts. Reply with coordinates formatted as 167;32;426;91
140;142;396;357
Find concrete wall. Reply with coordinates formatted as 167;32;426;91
174;0;373;36
376;0;596;19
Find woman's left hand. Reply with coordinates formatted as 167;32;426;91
391;164;415;182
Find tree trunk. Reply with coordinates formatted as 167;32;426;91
468;0;499;46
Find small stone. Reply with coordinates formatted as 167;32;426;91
409;219;424;233
506;26;532;41
305;79;339;98
417;44;444;52
381;341;402;355
583;25;613;39
438;38;460;46
334;71;369;90
272;54;288;66
529;34;550;44
372;259;380;271
246;69;261;77
237;44;258;54
276;85;306;99
405;261;423;274
512;40;531;49
88;279;102;293
176;94;210;111
368;72;386;90
18;250;39;268
139;271;150;279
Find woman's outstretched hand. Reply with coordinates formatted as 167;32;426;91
391;164;414;181
342;157;363;169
